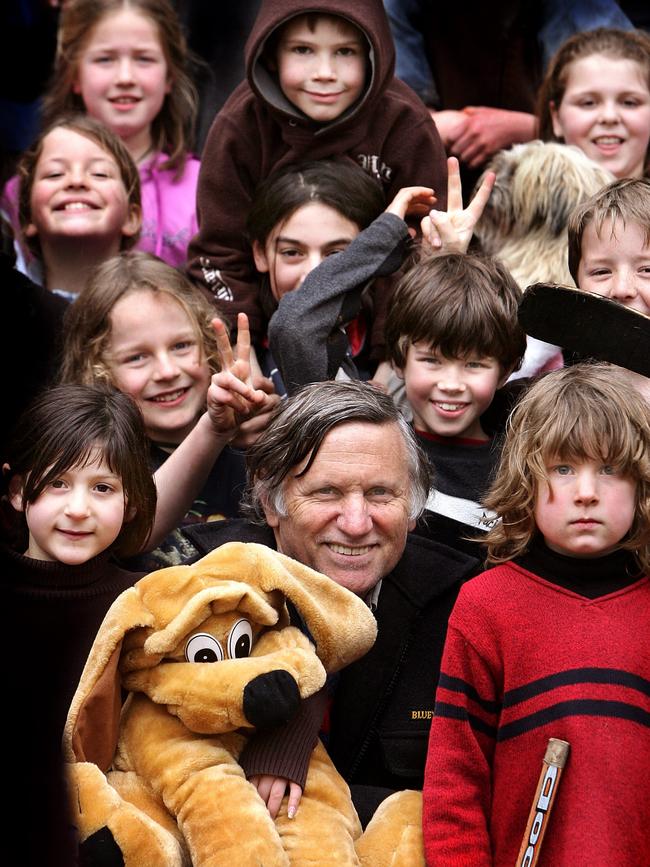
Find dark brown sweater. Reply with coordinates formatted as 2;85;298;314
187;0;447;350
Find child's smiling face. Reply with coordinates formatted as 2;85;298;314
550;53;650;180
73;7;171;156
25;126;139;250
276;14;366;123
106;288;212;444
577;218;650;316
535;457;636;558
398;342;507;441
12;449;127;565
252;201;359;301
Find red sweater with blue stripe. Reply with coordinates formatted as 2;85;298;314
422;548;650;867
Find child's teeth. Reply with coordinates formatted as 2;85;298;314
153;390;184;402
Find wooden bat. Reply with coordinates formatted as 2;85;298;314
515;737;570;867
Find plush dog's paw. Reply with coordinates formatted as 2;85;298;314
243;669;301;728
355;790;424;867
68;762;187;866
79;826;125;867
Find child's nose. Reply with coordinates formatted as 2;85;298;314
599;99;620;124
314;52;336;79
295;253;324;289
66;164;89;188
116;56;135;84
305;251;324;276
574;471;598;504
610;271;638;302
438;367;465;391
153;352;181;380
65;488;91;518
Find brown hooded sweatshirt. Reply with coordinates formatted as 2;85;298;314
187;0;447;347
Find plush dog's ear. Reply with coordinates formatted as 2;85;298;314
237;543;378;673
63;588;155;771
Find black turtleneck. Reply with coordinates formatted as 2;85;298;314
515;535;643;599
3;545;142;736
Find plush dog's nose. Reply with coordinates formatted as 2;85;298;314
243;670;301;729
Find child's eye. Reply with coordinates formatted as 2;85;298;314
336;47;358;57
577;97;596;107
278;247;303;259
291;45;313;55
123;352;146;364
92;54;114;65
553;465;572;476
172;341;194;352
466;360;487;369
136;54;157;64
94;483;114;493
600;465;619;476
50;479;67;489
39;168;64;180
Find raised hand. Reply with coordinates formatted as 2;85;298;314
385;185;436;238
232;375;281;448
420;156;495;254
206;313;270;437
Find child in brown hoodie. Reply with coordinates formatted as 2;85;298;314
187;0;447;362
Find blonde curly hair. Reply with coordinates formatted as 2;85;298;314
60;251;226;389
483;363;650;572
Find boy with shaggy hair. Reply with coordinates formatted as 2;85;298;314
188;0;446;355
385;252;527;558
567;176;650;317
423;363;650;866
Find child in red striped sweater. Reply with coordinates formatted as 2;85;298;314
423;363;650;867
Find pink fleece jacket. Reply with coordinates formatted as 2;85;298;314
138;153;200;269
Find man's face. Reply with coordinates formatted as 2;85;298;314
263;421;415;596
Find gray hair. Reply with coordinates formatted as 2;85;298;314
244;380;432;522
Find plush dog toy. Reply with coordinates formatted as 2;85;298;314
63;542;381;866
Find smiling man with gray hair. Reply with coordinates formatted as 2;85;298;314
181;379;478;824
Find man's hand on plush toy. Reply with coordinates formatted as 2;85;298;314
249;774;303;819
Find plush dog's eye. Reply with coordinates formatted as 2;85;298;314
185;633;224;663
228;619;253;659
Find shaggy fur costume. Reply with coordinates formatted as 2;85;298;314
475;141;613;378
